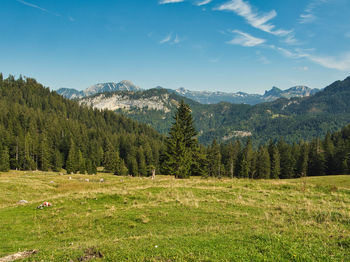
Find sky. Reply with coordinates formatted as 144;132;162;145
1;0;350;94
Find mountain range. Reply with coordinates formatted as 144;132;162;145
57;80;140;100
76;76;350;145
57;81;319;105
173;85;319;105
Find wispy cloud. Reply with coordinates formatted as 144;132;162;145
195;0;212;6
299;0;328;24
160;33;173;44
272;46;350;71
306;53;350;71
159;33;182;45
215;0;290;36
283;33;300;45
16;0;59;16
159;0;185;4
173;34;180;44
299;13;316;24
227;30;265;47
16;0;75;21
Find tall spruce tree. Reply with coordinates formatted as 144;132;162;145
52;149;63;172
237;138;253;178
114;152;128;176
296;143;308;177
191;145;208;177
308;139;326;176
277;139;294;179
104;148;117;172
207;139;222;177
268;143;280;179
39;135;50;171
163;101;198;178
0;147;10;172
66;140;78;174
255;146;270;179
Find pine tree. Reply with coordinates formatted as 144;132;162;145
97;146;104;167
255;146;270;179
103;149;117;173
86;159;97;175
23;133;35;170
114;152;128;176
137;147;147;176
127;155;139;176
224;141;240;178
52;149;63;172
0;147;10;172
308;139;325;176
277;139;294;179
191;145;208;177
207;139;222;177
163;101;198;179
269;143;280;179
237;139;253;178
39;135;50;171
296;143;308;177
323;133;335;174
78;150;86;174
66;140;78;174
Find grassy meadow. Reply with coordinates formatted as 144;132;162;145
0;171;350;261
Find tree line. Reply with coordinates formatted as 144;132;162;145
0;74;349;179
162;101;350;179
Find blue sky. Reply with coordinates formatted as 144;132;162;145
1;0;350;93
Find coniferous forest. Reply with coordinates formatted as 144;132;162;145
0;74;165;175
0;74;349;179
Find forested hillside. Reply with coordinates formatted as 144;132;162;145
207;123;350;179
0;74;165;175
79;76;350;145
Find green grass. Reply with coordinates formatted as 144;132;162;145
0;171;349;261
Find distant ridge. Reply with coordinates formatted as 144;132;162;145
57;81;319;105
57;80;141;99
174;85;319;105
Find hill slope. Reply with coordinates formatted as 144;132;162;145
0;74;164;174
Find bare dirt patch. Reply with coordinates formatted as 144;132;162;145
79;247;103;261
0;250;37;262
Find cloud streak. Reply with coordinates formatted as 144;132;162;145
196;0;212;6
299;0;328;24
16;0;75;21
160;33;173;44
159;33;182;45
227;30;265;47
159;0;185;4
215;0;290;36
16;0;60;16
273;46;350;71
